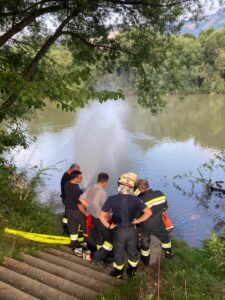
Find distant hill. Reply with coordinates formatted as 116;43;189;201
181;9;225;35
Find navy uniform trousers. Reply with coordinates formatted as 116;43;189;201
113;225;138;271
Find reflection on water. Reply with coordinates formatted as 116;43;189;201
127;94;225;149
9;94;225;246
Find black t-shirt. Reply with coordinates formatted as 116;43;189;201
139;189;167;229
102;194;146;228
64;182;83;210
60;172;71;199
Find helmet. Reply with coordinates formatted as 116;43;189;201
118;172;138;188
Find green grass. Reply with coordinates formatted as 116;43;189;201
1;162;224;300
98;271;155;300
99;235;225;300
160;238;225;300
0;162;62;262
0;233;50;262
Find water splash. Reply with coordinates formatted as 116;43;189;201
74;100;132;187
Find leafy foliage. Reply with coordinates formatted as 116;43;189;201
0;0;215;153
161;236;225;299
0;161;61;234
164;28;225;94
173;150;225;195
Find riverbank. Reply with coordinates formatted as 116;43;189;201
1;163;224;299
2;231;224;299
100;235;225;300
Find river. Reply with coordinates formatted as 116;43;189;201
10;94;225;246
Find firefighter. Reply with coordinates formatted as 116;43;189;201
64;170;88;257
79;173;113;263
60;163;80;233
137;179;173;265
99;172;152;279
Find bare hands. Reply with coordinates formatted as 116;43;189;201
132;219;139;225
109;223;117;229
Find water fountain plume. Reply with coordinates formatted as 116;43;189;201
74;100;132;188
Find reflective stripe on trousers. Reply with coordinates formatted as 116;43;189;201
62;218;68;224
70;234;78;241
128;259;138;267
103;240;113;251
161;241;172;249
141;248;151;257
113;262;124;270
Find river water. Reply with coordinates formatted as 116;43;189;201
10;94;225;246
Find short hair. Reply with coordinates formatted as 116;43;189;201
71;170;82;179
69;163;80;171
137;179;149;190
97;173;109;183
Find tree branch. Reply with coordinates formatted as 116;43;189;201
0;8;83;117
0;0;67;17
0;3;68;48
62;30;134;55
22;9;83;80
103;0;193;8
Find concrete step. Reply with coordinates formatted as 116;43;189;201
0;265;75;299
0;281;38;300
59;246;112;273
4;257;96;299
44;249;121;286
21;253;112;292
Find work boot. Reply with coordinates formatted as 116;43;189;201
73;247;83;257
93;260;105;267
164;249;174;258
103;256;114;265
140;255;150;266
126;265;137;278
70;240;79;250
93;247;109;262
110;268;123;279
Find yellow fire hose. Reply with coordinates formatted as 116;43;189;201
4;228;71;244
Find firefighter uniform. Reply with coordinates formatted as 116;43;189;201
101;193;146;278
60;172;72;233
64;180;87;253
139;189;172;265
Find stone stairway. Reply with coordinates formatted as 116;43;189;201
0;246;122;300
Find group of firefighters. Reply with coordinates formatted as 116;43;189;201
61;163;173;279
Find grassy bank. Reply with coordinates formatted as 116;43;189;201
1;162;224;299
99;234;225;300
0;162;62;262
161;236;225;300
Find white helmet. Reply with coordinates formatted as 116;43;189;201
118;172;138;188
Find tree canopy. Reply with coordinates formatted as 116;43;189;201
0;0;221;153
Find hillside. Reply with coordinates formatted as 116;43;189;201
181;9;225;35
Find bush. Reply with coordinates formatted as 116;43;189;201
0;161;62;261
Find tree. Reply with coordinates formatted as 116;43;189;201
0;0;217;153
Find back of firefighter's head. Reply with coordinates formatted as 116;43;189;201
97;172;109;187
137;179;149;192
69;163;80;171
118;172;138;195
70;170;82;183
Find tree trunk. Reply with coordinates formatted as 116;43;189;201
22;13;76;80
